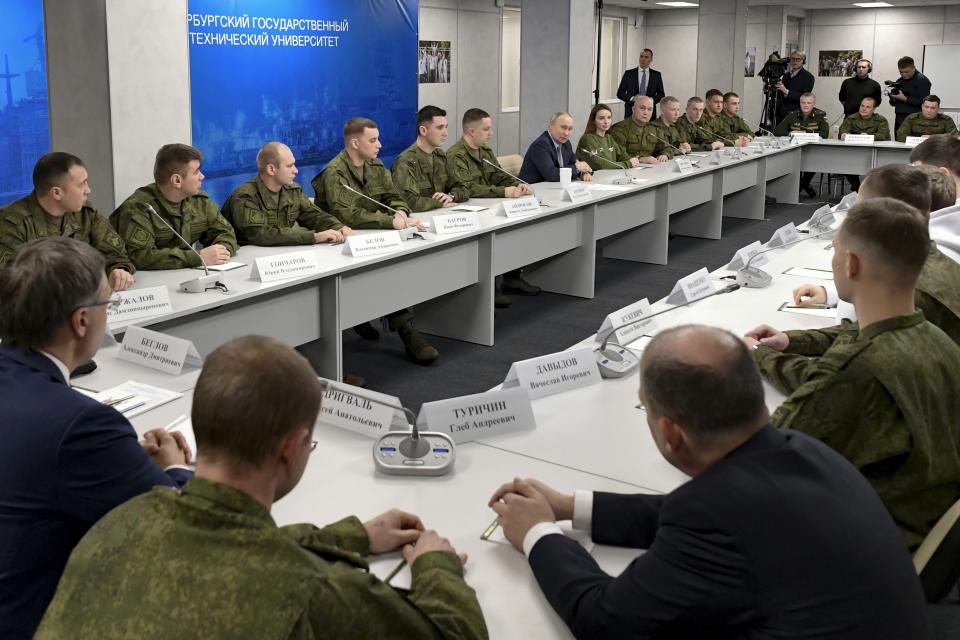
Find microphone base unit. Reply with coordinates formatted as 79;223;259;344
611;176;634;185
736;266;774;289
180;272;224;293
596;345;641;379
374;431;456;476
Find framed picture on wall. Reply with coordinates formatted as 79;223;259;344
419;40;452;84
745;47;756;77
817;50;863;77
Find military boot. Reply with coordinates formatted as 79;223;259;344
391;319;439;365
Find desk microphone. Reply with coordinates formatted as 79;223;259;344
741;116;776;138
482;158;533;186
595;283;741;378
579;148;637;184
737;228;834;288
648;133;700;167
339;182;419;236
694;122;737;147
144;204;225;294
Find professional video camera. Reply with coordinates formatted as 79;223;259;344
758;51;789;95
884;79;904;105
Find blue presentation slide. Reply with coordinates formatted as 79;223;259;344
188;0;418;205
0;0;50;207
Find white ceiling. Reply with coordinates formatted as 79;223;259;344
611;0;960;9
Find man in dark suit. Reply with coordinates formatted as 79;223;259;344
616;48;665;120
0;237;192;639
489;325;930;640
776;50;816;121
519;112;593;184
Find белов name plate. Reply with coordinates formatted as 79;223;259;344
343;231;404;258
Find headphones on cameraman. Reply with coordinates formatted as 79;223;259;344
858;59;872;73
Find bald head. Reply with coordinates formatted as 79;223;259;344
632;95;654;123
256;142;289;173
256;141;298;189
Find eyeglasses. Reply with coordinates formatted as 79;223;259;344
77;294;121;314
790;57;804;62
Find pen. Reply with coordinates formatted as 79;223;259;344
119;401;145;414
480;516;500;541
103;393;135;407
384;558;407;584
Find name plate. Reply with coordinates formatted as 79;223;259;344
500;196;541;218
316;378;403;438
118;326;202;375
106;285;172;326
343;231;404;258
596;298;656;347
502;346;600;400
709;150;723;165
417;387;536;444
905;135;927;147
665;267;715;305
563;183;592;203
431;211;482;235
808;204;836;228
768;221;800;247
673;157;694;174
790;132;821;143
250;250;321;282
843;133;875;145
727;240;769;271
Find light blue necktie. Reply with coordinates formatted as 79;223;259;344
639;69;647;96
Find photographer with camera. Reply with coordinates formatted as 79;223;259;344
775;51;815;121
839;59;881;117
888;56;931;131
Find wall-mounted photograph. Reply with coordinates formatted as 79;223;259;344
419;40;451;84
817;50;863;77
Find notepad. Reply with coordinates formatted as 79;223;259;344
777;302;836;318
782;267;833;280
77;381;182;418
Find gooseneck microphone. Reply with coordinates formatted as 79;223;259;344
737;228;834;288
144;204;225;294
482;158;533;186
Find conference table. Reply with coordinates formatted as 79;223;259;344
111;145;856;637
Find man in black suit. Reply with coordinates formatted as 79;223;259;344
616;48;665;120
518;112;593;184
776;49;815;121
489;324;929;640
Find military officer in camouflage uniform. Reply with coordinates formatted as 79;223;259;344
774;93;827;197
36;336;488;640
896;95;958;142
222;141;351;246
609;96;670;163
392;105;470;212
675;97;725;152
715;92;753;145
448;108;539;307
651;96;691;156
839;97;890;190
312;118;437;365
111;144;237;270
745;198;960;551
699;89;725;138
0;152;135;290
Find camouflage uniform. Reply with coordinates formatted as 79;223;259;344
609;117;669;159
675;114;718;152
714;112;753;139
37;478;486;639
0;193;134;272
391;143;469;212
895;113;958;142
916;245;960;348
575;132;632;170
652;117;687;157
312;151;409;229
773;107;829;138
110;184;238;270
839;112;891;141
444;138;521;198
754;312;960;550
222;176;342;246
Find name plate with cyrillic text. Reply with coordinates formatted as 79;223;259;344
316;378;403;438
501;196;541;218
250;250;321;282
790;132;821;143
596;298;656;347
106;285;172;326
417;387;535;444
808;204;836;228
117;326;202;375
727;240;769;271
843;133;875;145
563;183;592;203
768;221;800;248
502;346;600;400
432;211;482;235
905;136;927;147
665;267;715;305
673;157;694;174
343;231;404;258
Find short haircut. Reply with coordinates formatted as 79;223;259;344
462;108;490;130
910;135;960;177
192;335;324;469
919;165;957;211
923;95;941;105
154;143;202;184
790;50;806;62
585;103;613;135
256;141;286;173
705;89;723;100
0;237;104;351
860;96;877;107
860;164;932;217
723;92;739;102
641;326;767;439
32;152;84;194
799;92;815;100
343;117;378;143
633;95;653;106
642;48;653;56
660;96;680;108
417;105;446;131
840;198;930;289
686;96;704;106
549;111;572;124
898;56;915;69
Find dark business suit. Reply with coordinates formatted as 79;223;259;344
777;67;816;121
0;345;192;639
519;131;582;184
528;427;930;640
616;66;665;119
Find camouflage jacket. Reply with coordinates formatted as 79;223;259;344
896;113;958;142
444;138;520;199
609;117;669;158
754;312;960;550
839;113;891;140
36;478;489;640
312;151;409;229
110;184;238;270
916;246;960;348
575;132;632;170
773;108;828;138
675;115;718;151
392;143;470;212
0;193;134;273
222;176;342;246
714;112;753;138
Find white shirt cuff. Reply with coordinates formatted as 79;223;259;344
824;282;839;306
164;464;195;473
572;490;594;532
522;522;564;557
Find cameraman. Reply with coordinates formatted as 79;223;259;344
775;51;815;120
838;59;881;116
890;56;931;131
